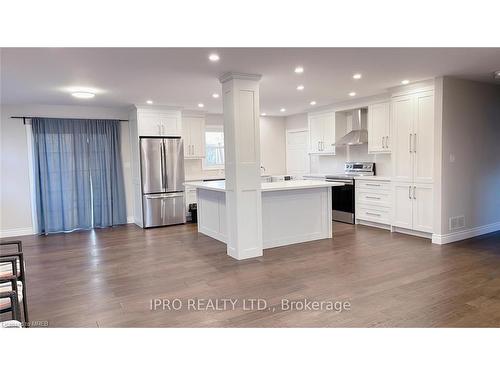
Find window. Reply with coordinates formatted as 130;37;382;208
203;126;224;169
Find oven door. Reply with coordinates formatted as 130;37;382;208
328;179;355;224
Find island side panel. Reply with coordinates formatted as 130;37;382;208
261;187;332;249
196;188;227;244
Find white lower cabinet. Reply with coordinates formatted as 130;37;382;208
355;179;392;226
392;182;433;233
185;184;199;219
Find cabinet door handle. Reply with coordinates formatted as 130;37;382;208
366;212;381;217
408;186;412;199
413;133;417;153
381;136;385;148
366;196;381;200
385;136;389;149
413;186;416;199
366;183;381;187
409;134;413;153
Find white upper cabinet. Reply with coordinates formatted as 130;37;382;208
391;90;434;183
412;92;434;183
392;96;414;181
182;116;205;158
368;101;391;154
137;109;181;137
308;111;335;154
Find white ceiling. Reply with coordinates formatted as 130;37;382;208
1;48;499;116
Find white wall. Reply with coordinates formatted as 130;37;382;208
0;104;133;236
438;77;500;236
260;116;286;175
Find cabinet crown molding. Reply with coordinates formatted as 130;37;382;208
219;72;262;83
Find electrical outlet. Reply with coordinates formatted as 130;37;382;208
449;215;465;231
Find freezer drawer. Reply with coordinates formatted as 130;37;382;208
143;193;186;228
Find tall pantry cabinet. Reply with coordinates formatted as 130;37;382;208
391;90;434;234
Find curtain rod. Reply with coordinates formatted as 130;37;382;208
11;116;129;125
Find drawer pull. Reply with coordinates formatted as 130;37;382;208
366;196;381;200
365;212;381;217
365;183;381;187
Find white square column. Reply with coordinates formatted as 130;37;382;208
219;72;263;260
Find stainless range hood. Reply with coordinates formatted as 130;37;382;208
334;108;368;146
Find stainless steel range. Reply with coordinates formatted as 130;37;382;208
326;162;375;224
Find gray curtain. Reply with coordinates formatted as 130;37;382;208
32;118;127;234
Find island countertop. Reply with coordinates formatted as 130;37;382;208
184;179;344;192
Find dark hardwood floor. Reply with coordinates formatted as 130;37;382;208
2;222;500;327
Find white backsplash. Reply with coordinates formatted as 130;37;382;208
184;158;224;180
310;143;392;176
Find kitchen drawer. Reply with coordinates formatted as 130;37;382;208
356;189;391;207
356;180;391;191
356;204;390;224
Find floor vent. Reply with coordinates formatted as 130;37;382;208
449;215;465;231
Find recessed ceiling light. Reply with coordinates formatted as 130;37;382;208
146;100;153;104
294;66;304;74
296;85;305;91
261;113;267;116
353;73;362;79
212;93;220;98
349;92;356;97
494;71;500;79
280;108;286;112
310;101;317;106
401;79;410;85
198;103;205;108
71;92;95;99
208;53;220;62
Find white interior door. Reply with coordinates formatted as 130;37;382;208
392;182;413;229
413;92;434;183
286;130;310;175
392;96;414;181
412;184;433;233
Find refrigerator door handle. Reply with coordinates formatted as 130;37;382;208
162;140;168;191
159;142;165;190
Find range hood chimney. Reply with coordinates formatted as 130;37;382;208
334;108;368;146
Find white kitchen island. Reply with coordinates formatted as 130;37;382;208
185;180;344;250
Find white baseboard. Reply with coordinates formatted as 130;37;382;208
0;227;34;238
392;226;432;239
127;216;135;224
356;220;391;231
432;221;500;245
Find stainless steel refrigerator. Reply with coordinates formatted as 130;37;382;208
140;137;186;228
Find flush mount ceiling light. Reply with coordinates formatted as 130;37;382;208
349;92;356;97
296;85;305;91
212;93;220;98
71;92;95;99
353;73;362;79
208;53;220;62
494;71;500;79
146;100;153;104
198;103;205;108
261;113;267;116
280;108;286;112
401;79;410;85
310;101;317;106
294;66;304;74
